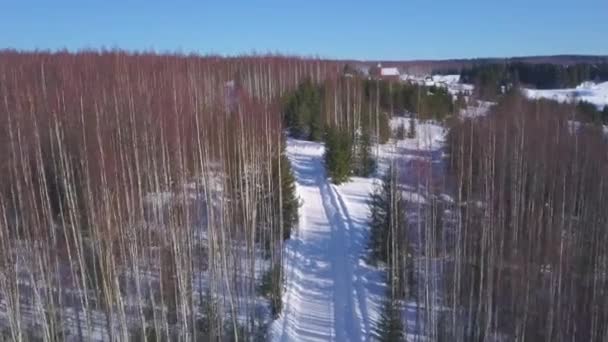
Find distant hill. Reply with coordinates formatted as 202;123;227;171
344;55;608;75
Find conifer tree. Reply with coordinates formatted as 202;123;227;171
324;127;352;184
275;143;299;240
258;264;283;318
369;182;389;263
395;123;406;140
407;117;416;139
455;92;467;111
295;101;312;138
369;167;413;298
376;294;404;342
368;167;402;264
353;131;375;177
378;112;391;144
284;80;324;140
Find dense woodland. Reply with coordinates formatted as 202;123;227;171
0;50;607;341
459;62;608;100
576;100;608;125
282;76;454;184
0;50;422;341
444;94;608;341
458;61;608;124
0;50;345;341
283;76;455;138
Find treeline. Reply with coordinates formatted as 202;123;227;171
461;61;608;99
576;100;608;125
283;76;454;184
283;76;390;142
282;76;386;183
283;77;454;140
444;94;608;341
0;50;340;340
366;79;454;121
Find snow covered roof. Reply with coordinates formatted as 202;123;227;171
380;67;400;76
432;74;461;84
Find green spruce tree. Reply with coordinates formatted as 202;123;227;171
283;80;324;140
258;263;283;318
369;182;389;264
455;92;467;111
324;127;352;184
353;131;376;177
378;112;391;144
277;145;299;240
368;167;413;298
407;117;416;139
368;167;401;264
377;294;404;341
395;123;406;140
296;101;312;138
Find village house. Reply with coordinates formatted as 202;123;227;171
369;63;401;81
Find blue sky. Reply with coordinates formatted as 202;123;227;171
1;0;607;60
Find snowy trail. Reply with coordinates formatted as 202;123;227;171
271;139;381;342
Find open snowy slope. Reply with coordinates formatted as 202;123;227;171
523;81;608;109
271;140;384;342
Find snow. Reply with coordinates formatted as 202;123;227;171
271;140;385;341
523;81;608;109
400;74;474;96
447;82;474;96
460;100;495;118
273;118;449;341
389;117;446;151
431;75;460;84
381;67;400;77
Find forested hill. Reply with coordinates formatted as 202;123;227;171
342;54;608;76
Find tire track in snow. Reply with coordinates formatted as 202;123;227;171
271;140;337;341
319;179;363;342
271;139;365;342
330;183;372;339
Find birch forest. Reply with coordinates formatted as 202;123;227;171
0;50;607;342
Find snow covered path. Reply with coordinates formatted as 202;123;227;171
271;139;383;342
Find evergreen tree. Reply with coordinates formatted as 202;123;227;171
394;123;406;140
196;291;220;340
277;146;299;240
369;183;389;263
603;106;608;125
283;80;324;140
324;127;352;184
378;112;391;144
455;92;467;111
407;118;416;139
353;131;376;177
295;101;312;138
309;104;323;141
577;101;603;124
369;167;413;298
368;167;401;264
376;294;404;342
258;263;283;318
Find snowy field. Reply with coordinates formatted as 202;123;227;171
272;118;448;341
523;81;608;109
459;100;494;118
